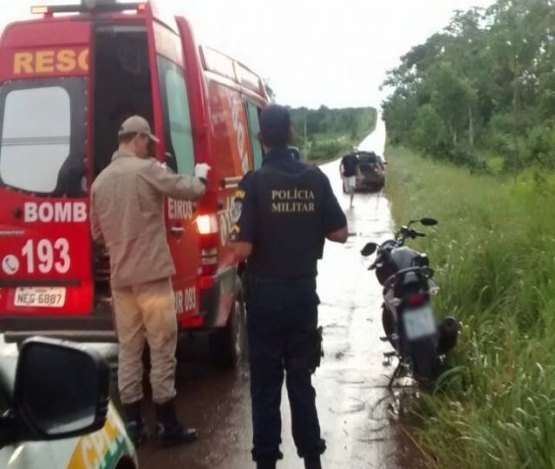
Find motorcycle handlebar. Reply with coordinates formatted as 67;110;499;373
394;229;426;242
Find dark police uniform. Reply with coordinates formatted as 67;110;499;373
231;148;347;464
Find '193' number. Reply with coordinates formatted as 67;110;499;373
21;239;71;274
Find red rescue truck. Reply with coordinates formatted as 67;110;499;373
0;0;268;367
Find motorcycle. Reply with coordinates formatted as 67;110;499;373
361;217;458;386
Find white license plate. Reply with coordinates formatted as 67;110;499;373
14;287;66;308
402;305;436;340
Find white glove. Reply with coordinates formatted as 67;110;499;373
194;163;211;180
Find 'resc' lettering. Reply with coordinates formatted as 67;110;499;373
24;202;88;223
35;50;55;73
77;49;89;71
13;49;89;75
56;49;77;73
13;52;33;74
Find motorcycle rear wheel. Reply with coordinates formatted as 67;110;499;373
410;338;440;384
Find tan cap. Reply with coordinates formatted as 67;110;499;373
118;115;160;143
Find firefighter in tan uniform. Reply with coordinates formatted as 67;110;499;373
90;115;210;447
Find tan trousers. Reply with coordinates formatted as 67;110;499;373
112;278;177;405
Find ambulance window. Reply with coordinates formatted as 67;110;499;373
158;57;195;176
0;80;85;196
246;102;263;169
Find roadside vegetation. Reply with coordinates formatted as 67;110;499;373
382;0;554;174
383;3;555;463
288;106;376;161
386;145;555;468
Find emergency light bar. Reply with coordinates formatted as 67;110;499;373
30;6;50;14
31;0;145;15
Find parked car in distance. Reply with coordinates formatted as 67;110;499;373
356;151;385;192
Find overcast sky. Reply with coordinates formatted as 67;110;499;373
1;0;496;109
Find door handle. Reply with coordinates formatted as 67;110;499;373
170;226;185;237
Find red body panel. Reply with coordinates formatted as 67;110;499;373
0;1;269;340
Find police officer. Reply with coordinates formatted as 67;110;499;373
230;105;348;469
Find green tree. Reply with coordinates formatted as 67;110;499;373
411;104;447;155
382;0;555;172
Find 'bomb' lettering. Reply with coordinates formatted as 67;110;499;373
24;202;87;223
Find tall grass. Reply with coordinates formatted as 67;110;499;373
385;146;555;469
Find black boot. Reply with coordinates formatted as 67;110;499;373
256;458;277;469
304;456;322;469
155;398;197;447
122;400;147;447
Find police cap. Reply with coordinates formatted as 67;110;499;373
259;105;291;148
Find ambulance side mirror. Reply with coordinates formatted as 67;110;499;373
11;338;109;442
